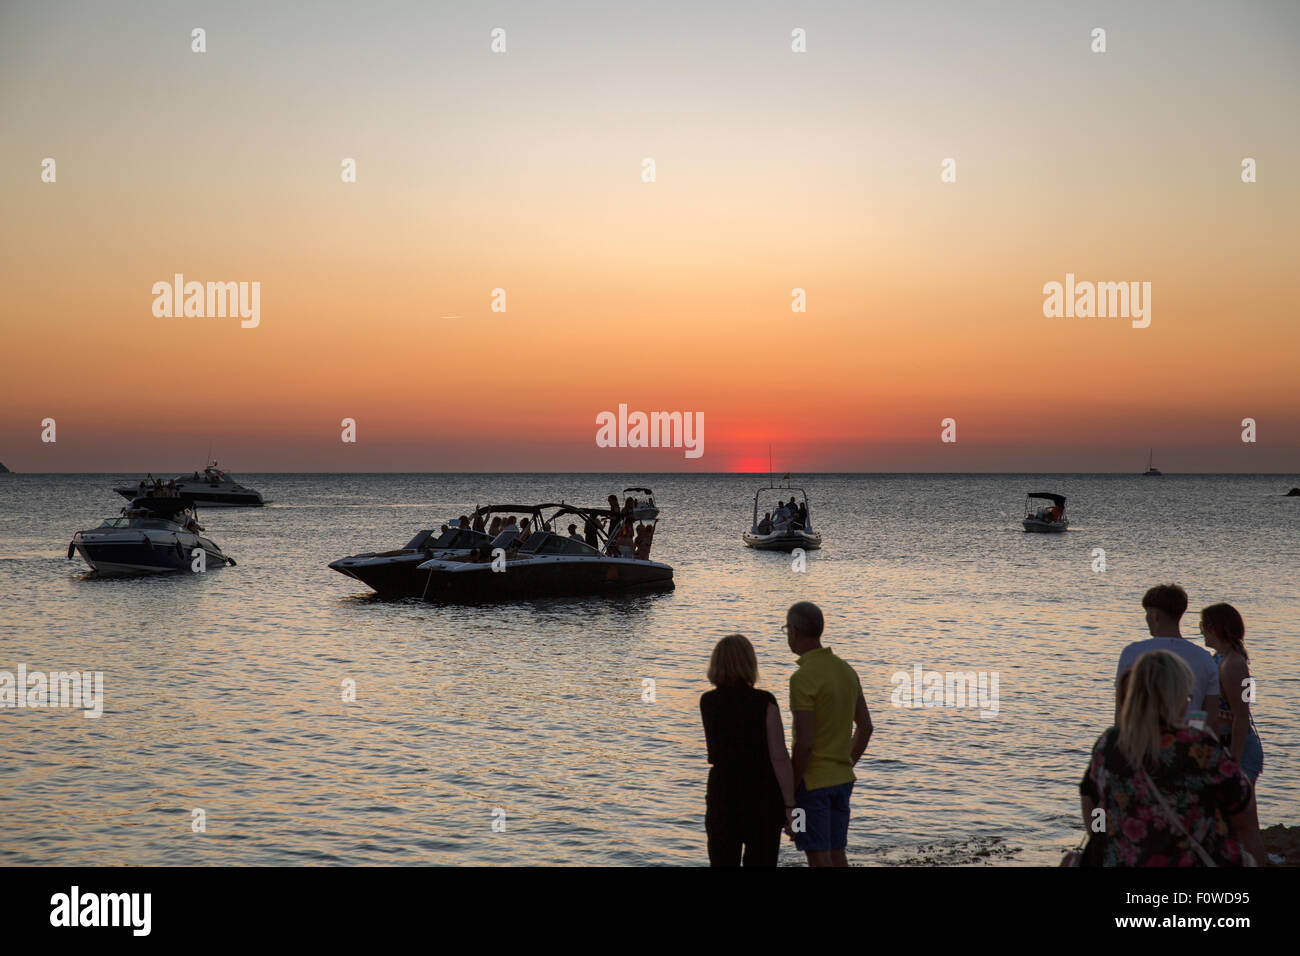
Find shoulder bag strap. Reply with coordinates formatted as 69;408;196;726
1139;766;1216;867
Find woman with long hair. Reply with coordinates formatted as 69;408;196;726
1080;650;1265;866
1199;603;1263;782
699;634;796;866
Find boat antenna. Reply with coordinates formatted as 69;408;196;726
769;444;773;486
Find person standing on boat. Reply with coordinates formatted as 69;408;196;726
757;512;773;534
700;634;796;866
785;601;874;867
1116;585;1219;725
615;520;634;557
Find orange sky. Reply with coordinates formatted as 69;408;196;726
2;1;1298;472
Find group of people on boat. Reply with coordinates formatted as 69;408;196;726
136;475;182;498
755;498;808;535
436;492;657;562
1030;503;1065;523
121;501;204;535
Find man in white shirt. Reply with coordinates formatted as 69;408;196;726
1115;583;1219;725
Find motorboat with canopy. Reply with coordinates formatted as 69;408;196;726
1022;492;1068;532
742;482;821;551
414;499;673;601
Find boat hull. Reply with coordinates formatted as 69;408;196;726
114;487;262;507
414;555;674;602
1022;519;1069;533
70;530;231;575
742;529;822;551
329;548;478;596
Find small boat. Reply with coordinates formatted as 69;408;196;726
328;519;494;597
623;487;659;521
69;497;235;575
742;483;821;551
1143;449;1162;476
412;501;673;602
1022;492;1068;533
114;461;264;507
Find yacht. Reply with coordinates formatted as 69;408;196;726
1022;492;1069;533
69;496;235;575
114;461;264;507
1143;449;1162;476
742;482;822;551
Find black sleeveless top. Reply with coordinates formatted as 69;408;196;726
700;684;784;821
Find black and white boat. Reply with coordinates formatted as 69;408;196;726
68;497;235;575
742;482;822;551
328;520;493;597
414;502;673;601
114;461;264;507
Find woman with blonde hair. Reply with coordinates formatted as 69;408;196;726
1080;650;1265;866
699;634;796;865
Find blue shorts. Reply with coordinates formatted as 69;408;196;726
794;781;854;852
1239;729;1264;782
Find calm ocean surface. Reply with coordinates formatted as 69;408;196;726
1;473;1296;866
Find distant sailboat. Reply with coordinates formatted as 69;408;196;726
1143;449;1162;476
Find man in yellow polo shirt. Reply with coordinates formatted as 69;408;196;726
785;601;874;867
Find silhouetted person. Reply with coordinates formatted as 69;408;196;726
785;601;874;867
700;634;795;866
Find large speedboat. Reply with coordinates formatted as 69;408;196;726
742;483;822;551
415;508;673;601
333;495;673;601
328;520;494;597
114;461;264;507
68;497;235;575
1022;492;1069;533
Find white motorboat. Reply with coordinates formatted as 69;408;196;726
69;496;235;575
115;461;264;507
742;482;821;551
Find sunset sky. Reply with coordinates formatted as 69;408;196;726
2;0;1298;472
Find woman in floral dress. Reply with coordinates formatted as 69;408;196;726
1080;650;1266;866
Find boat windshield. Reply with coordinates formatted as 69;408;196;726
439;528;488;549
405;528;487;550
99;516;178;530
490;526;521;550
